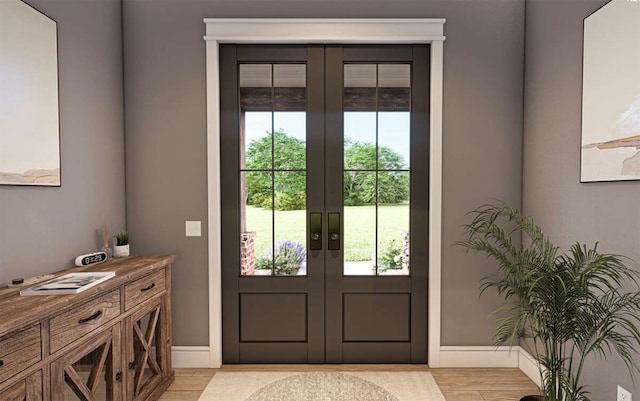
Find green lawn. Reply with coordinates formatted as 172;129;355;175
245;204;409;262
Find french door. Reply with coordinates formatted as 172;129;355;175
220;45;430;363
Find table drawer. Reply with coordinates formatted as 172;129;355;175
50;290;120;354
0;325;41;384
124;270;165;311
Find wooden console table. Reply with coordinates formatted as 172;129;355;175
0;255;176;401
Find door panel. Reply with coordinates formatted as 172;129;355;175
221;44;429;364
343;293;410;341
239;293;307;342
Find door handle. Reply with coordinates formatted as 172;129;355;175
310;212;322;250
328;212;340;251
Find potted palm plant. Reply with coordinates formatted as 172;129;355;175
456;203;640;401
114;231;130;258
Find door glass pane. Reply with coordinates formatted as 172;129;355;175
343;63;411;276
344;171;377;276
378;112;410;169
344;112;376;167
344;64;376;111
274;171;307;276
243;112;273;169
377;172;410;276
240;64;307;277
274;112;306;170
244;171;273;276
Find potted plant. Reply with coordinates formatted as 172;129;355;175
114;231;130;258
456;203;640;401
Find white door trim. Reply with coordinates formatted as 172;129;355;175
204;18;446;368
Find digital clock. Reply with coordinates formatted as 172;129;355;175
75;252;108;266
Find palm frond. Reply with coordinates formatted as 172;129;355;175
455;202;640;401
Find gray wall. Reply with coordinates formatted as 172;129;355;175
123;0;525;347
0;0;126;285
523;0;640;398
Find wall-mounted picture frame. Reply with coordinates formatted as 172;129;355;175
0;0;61;186
580;0;640;183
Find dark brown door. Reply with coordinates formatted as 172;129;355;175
220;45;429;364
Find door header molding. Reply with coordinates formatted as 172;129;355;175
204;18;445;43
204;18;445;368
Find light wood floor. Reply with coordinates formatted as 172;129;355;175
158;365;540;401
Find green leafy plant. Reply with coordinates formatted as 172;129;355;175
256;240;307;275
115;231;129;246
245;132;409;210
274;192;306;211
377;236;403;273
456;203;640;401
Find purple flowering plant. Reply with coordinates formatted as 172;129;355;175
256;240;307;275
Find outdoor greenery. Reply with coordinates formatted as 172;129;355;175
343;139;409;206
256;240;307;275
245;131;306;210
377;236;404;272
246;204;409;263
456;203;640;401
245;132;409;210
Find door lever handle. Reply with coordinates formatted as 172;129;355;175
310;213;322;250
328;212;340;251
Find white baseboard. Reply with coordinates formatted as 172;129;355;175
170;344;542;386
172;346;211;368
439;346;520;368
439;346;541;387
518;348;542;387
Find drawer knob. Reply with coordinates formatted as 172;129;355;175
129;361;136;370
78;310;103;324
141;283;155;292
0;360;3;367
115;372;122;382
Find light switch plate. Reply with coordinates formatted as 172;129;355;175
185;221;201;237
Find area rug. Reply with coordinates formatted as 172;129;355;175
197;371;446;401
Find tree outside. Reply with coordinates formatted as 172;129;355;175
246;131;409;210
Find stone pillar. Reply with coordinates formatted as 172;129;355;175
240;231;256;275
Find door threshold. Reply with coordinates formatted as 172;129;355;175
218;364;431;372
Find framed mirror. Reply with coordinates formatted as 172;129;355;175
0;0;60;186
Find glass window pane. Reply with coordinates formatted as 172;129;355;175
344;64;376;111
378;112;410;169
240;64;273;111
344;64;377;87
344;171;376;276
274;112;306;170
274;64;306;87
377;172;410;276
378;64;410;88
378;64;411;112
274;64;306;112
243;112;273;170
344;112;376;169
243;171;273;276
240;64;272;87
273;171;307;276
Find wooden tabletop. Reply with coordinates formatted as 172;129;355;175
0;255;176;338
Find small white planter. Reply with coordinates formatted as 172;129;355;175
114;244;130;258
